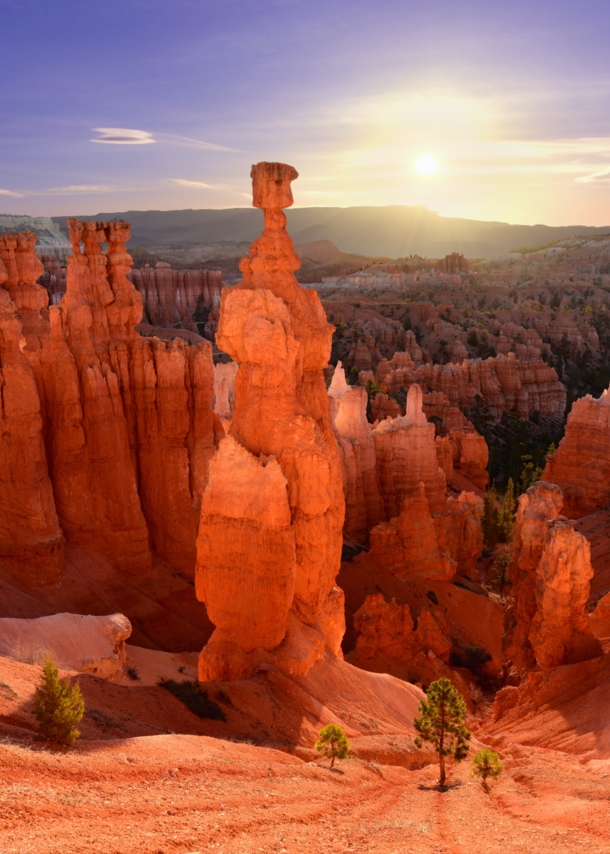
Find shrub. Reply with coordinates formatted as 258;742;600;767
471;748;503;790
414;678;471;787
33;656;85;746
126;666;140;681
157;679;226;721
315;724;349;768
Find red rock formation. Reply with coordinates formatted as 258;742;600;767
529;521;600;669
328;362;384;543
0;221;221;582
446;427;489;490
130;263;224;335
0;231;49;349
349;593;472;696
504;481;600;673
543;387;610;517
373;384;447;518
370;392;402;421
444;491;484;578
504;481;563;674
375;351;565;421
0;286;64;586
367;483;455;581
195;162;345;681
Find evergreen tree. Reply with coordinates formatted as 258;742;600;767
498;478;516;540
33;656;85;746
315;724;349;768
482;488;499;548
518;454;543;495
471;748;503;791
414;678;471;787
491;553;511;598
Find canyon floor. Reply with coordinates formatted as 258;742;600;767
2;650;610;854
2;728;610;853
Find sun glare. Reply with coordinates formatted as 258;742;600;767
415;153;439;177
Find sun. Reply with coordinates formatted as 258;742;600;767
414;154;439;177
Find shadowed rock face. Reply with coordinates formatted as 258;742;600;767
0;222;222;585
195;162;346;681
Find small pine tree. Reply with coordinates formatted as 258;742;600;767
498;478;516;541
33;656;85;746
518;455;543;494
491;553;511;598
414;678;471;787
315;724;349;768
482;488;499;548
545;442;557;460
471;748;503;791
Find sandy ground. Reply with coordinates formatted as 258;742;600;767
1;732;610;854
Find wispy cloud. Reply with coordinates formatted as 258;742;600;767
171;179;246;194
90;128;239;152
91;128;155;145
158;133;240;152
0;188;24;197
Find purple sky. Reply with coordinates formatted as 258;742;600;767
1;0;609;225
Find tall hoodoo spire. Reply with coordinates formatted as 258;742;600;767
195;162;346;681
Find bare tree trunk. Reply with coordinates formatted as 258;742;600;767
439;751;446;787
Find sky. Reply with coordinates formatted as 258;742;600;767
1;0;610;226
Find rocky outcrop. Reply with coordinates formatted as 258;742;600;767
0;231;49;349
446;428;489;490
0;286;64;586
213;360;239;423
0;222;221;583
349;593;473;697
328;362;384;543
195;162;345;681
529;521;600;668
0;612;131;681
368;483;455;581
373;384;447;518
130;263;224;336
444;491;484;577
543;387;610;517
504;481;600;673
375;351;565;421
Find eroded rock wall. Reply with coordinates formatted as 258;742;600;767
543;387;610;517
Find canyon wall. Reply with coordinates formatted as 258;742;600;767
374;351;565;421
130;263;224;337
504;481;600;675
195;162;346;681
0;223;221;585
543;386;610;517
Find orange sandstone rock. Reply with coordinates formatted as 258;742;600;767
504;481;563;673
373;384;447;518
328;362;384;543
543;387;610;517
0;220;221;582
529;521;600;668
368;482;455;581
195;163;345;681
0;288;64;585
505;481;600;673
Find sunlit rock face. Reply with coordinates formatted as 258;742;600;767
504;481;600;674
195;162;346;682
0;222;221;584
543;386;610;517
328;362;384;543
